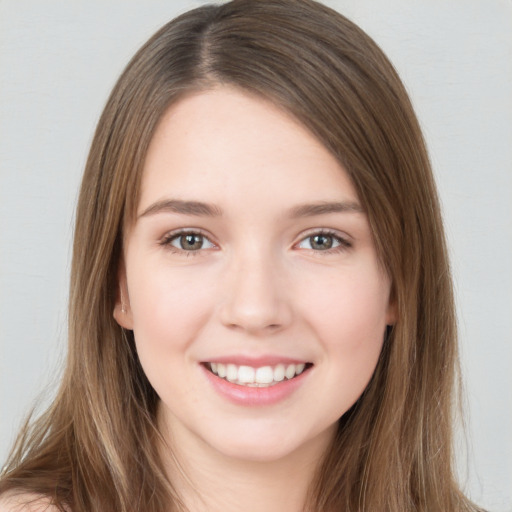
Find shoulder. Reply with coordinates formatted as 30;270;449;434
0;493;60;512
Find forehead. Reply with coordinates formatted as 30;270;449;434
139;86;359;215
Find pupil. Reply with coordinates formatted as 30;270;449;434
182;234;202;250
312;234;332;250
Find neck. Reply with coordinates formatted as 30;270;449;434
159;414;334;512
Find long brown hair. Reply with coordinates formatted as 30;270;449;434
0;1;482;510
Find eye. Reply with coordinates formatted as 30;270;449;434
162;231;216;252
296;231;351;252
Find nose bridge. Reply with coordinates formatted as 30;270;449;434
219;241;292;334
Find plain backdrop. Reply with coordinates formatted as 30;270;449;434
1;1;511;510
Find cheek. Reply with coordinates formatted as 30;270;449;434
299;264;389;391
302;263;389;336
127;265;216;367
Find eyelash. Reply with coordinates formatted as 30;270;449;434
294;229;352;254
159;229;215;257
159;229;352;256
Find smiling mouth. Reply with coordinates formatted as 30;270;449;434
204;362;313;387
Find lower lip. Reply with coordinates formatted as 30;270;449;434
201;365;311;406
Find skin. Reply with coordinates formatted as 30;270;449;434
0;493;59;512
114;86;395;512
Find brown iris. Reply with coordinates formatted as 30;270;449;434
309;234;334;250
179;233;204;250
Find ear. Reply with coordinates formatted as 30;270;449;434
385;286;397;326
113;261;134;330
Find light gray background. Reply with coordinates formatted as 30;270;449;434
1;1;511;510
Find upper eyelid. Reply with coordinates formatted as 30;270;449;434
159;227;352;247
162;227;213;239
160;228;217;246
294;228;352;244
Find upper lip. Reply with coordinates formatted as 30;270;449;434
201;355;311;367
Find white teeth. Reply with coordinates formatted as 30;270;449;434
273;364;285;382
227;364;238;381
217;363;226;378
238;366;255;383
285;364;296;380
208;362;309;386
255;366;273;384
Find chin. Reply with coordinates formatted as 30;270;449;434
214;438;302;463
204;422;335;465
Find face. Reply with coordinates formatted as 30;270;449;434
115;87;395;464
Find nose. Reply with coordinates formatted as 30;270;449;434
218;249;293;335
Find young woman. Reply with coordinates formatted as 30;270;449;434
0;0;485;510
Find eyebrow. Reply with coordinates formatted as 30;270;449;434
287;200;364;217
138;198;363;219
138;199;224;218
